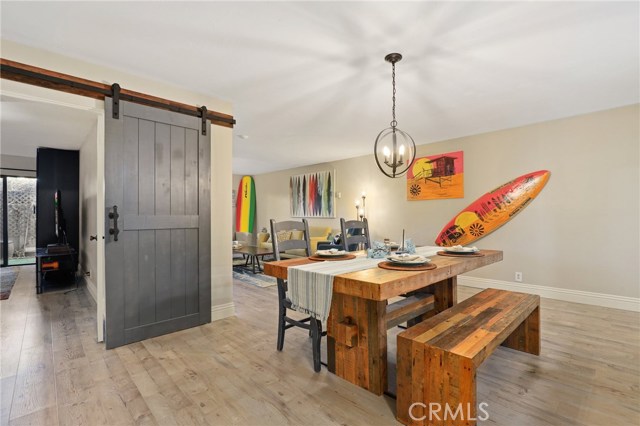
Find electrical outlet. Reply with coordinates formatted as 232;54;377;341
515;272;523;282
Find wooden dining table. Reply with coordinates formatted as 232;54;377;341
263;249;503;396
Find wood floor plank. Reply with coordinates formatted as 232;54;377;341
0;332;24;379
9;345;56;420
1;375;16;426
8;405;58;426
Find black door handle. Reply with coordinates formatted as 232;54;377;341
108;205;120;241
90;235;97;241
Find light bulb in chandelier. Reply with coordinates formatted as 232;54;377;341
375;128;415;174
383;146;391;164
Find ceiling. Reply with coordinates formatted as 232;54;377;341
0;95;98;158
1;2;638;174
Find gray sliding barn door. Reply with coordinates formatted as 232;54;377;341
104;100;211;349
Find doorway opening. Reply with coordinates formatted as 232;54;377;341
1;83;106;340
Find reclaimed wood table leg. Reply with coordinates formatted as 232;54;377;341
404;277;457;327
418;276;457;312
327;292;388;395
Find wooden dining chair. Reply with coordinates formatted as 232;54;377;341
269;218;324;372
340;218;371;252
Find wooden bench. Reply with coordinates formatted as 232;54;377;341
396;288;540;426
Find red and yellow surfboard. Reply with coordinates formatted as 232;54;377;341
435;170;550;246
235;176;256;233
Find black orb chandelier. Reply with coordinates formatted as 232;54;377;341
374;53;416;178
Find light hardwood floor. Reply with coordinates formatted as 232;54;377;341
1;266;638;425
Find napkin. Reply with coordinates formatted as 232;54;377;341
367;241;390;259
388;253;425;262
316;249;346;256
402;238;416;254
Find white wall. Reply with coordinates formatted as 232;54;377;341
79;120;99;302
253;105;640;309
0;154;36;177
2;39;236;321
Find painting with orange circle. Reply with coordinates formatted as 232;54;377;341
407;151;464;200
435;170;551;247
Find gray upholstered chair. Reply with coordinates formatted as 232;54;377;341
339;218;371;252
269;218;324;372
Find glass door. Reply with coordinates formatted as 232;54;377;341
3;177;37;266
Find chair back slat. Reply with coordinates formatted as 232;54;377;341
340;218;371;252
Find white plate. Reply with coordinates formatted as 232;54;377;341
444;246;479;253
316;249;347;257
387;256;430;265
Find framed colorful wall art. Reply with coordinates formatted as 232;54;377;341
290;170;335;218
407;151;464;200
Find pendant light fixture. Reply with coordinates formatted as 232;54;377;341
374;53;416;178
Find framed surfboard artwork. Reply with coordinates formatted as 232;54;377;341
290;170;335;218
435;170;551;247
407;150;464;200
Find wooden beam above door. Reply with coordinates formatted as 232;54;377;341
0;58;236;129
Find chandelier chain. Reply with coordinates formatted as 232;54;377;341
391;61;397;128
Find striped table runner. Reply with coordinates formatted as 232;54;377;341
287;246;443;322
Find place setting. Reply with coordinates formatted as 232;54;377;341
437;244;485;257
309;248;357;262
378;253;436;271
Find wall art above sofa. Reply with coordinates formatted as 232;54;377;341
290;170;335;218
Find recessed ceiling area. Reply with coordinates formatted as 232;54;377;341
1;2;638;175
0;95;98;158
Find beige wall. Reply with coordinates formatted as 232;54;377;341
254;105;639;300
211;125;234;318
2;39;235;320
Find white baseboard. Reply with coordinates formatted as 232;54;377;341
83;276;97;303
458;276;640;312
211;302;236;321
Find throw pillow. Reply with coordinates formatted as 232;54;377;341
276;230;292;242
290;230;304;240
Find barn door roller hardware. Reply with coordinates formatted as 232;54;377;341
111;83;121;119
0;58;235;129
199;106;207;135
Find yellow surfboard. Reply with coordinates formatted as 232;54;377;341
235;176;256;232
